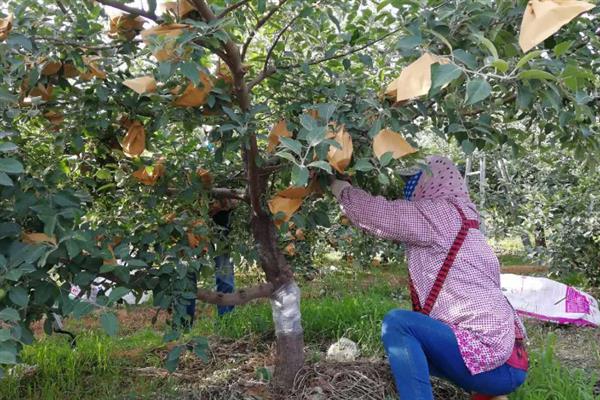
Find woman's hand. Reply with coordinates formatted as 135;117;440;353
329;175;352;199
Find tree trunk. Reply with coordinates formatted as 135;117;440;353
251;213;305;389
270;281;304;390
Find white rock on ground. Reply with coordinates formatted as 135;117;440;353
326;338;359;362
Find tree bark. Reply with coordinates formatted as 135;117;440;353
270;281;304;390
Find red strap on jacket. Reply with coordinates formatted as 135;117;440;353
410;204;479;315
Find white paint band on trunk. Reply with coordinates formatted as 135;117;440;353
271;281;303;335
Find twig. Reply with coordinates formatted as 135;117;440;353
32;35;139;50
279;26;404;69
261;10;303;76
216;0;251;19
55;0;73;22
94;0;158;21
241;0;291;60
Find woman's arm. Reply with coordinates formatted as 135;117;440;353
334;183;435;246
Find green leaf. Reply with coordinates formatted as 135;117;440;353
379;152;394;167
306;126;327;147
461;139;476;155
191;336;209;362
453;49;477;69
0;350;17;364
308;161;332;174
8;288;28;308
180;62;200;85
274;151;298;164
0;158;24;174
517;85;534;109
377;173;390;185
491;59;509;73
430;63;462;92
477;35;499;60
100;312;118;337
515;50;543;70
316;104;336;121
0;172;13;186
465;79;492;105
396;33;422;50
291;165;309;187
424;28;452;53
299;114;317;131
354;158;375;172
367;119;382;139
7;34;32;51
553;41;573;57
279;137;302;156
257;0;266;13
518;70;556;81
0;308;20;322
0;143;17;152
108;287;131;304
165;345;184;372
72;301;94;318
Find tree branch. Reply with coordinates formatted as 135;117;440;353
216;0;251;19
248;7;304;89
32;35;140;50
94;0;158;21
211;188;248;202
55;0;73;22
197;282;274;305
241;0;291;61
279;27;404;69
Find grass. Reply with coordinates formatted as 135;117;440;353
1;262;599;399
511;335;599;400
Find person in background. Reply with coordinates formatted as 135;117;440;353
185;198;237;325
328;155;528;400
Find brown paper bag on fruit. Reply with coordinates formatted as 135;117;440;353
141;23;187;62
123;76;157;95
385;53;449;103
372;129;417;159
174;72;213;107
519;0;594;52
267;120;292;153
122;121;146;157
160;0;196;17
327;125;353;174
132;158;165;185
22;232;57;246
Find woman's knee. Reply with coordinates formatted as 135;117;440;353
381;309;417;339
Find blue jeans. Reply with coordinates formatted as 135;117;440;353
185;254;235;320
381;309;527;400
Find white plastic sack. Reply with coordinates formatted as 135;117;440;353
501;273;600;327
70;278;150;305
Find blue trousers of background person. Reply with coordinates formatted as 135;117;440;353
185;210;234;323
381;309;527;400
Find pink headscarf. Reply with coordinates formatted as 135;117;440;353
412;156;471;202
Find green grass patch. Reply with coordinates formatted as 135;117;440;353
510;334;599;400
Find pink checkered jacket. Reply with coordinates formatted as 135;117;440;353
336;156;525;374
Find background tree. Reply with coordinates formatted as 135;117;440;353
0;0;598;387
